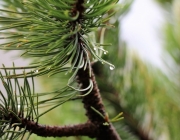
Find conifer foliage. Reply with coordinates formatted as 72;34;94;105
0;0;121;140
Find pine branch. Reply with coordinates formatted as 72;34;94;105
77;67;121;140
22;121;97;138
0;0;121;139
1;103;119;139
1;110;97;138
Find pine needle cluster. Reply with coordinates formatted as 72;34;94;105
0;0;121;140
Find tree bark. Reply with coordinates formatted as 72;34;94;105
77;67;121;140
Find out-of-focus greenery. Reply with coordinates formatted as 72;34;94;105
95;20;180;140
163;0;180;85
156;0;173;4
94;1;180;140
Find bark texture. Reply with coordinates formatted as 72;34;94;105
77;67;121;140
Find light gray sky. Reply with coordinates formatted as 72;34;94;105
121;0;166;69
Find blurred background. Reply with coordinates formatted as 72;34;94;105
0;0;180;140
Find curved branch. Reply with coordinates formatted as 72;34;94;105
77;67;121;140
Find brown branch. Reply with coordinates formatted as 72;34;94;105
22;120;97;138
4;112;97;138
73;1;121;139
2;111;98;138
77;67;121;140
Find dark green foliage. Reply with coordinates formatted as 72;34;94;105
0;0;117;79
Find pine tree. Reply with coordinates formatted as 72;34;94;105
1;0;180;140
